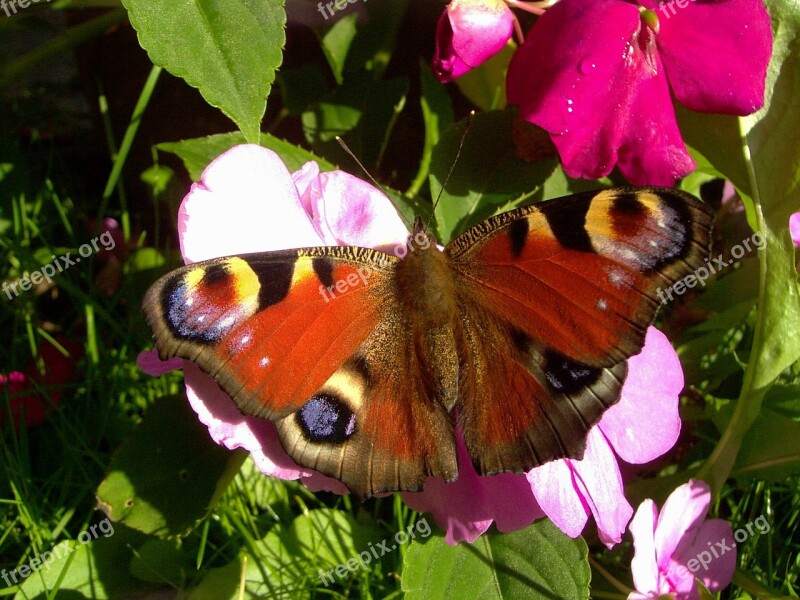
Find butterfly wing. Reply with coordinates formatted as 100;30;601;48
142;247;457;498
446;187;713;474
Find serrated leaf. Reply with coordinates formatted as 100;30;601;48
120;0;286;142
402;520;590;600
158;132;336;181
96;395;246;537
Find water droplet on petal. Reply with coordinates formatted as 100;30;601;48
578;57;596;75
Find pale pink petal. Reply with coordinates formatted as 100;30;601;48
136;349;183;376
599;327;682;464
629;499;661;596
790;213;800;247
402;433;544;545
570;428;633;547
527;459;590;539
309;170;410;251
671;519;737;593
654;480;711;571
178;144;323;264
291;160;321;218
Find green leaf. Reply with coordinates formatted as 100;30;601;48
129;539;187;586
763;384;800;421
187;508;384;598
13;525;158;599
96;395;247;537
120;0;286;142
302;75;409;168
732;408;800;482
402;520;590;600
407;61;455;198
318;13;359;84
430;109;601;243
158;132;337;180
697;0;800;493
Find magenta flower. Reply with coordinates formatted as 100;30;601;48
507;0;772;186
140;144;685;545
433;0;514;83
628;480;736;600
790;213;800;247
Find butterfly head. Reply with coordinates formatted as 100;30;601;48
408;215;439;255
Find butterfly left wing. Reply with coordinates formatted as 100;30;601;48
446;187;713;474
142;248;457;498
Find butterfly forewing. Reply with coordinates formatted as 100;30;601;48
446;187;713;475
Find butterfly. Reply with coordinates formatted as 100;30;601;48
142;187;713;499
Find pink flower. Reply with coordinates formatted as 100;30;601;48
507;0;772;186
628;480;736;600
140;144;685;545
433;0;514;83
790;213;800;247
1;336;83;430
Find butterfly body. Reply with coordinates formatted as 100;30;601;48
143;187;714;498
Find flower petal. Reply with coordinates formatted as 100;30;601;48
671;518;736;593
433;0;514;83
299;169;410;252
650;0;772;115
654;480;711;571
178;144;323;264
507;0;695;185
528;427;632;547
402;432;544;545
629;498;661;596
570;428;634;547
136;349;183;376
790;213;800;247
599;327;682;464
526;457;589;539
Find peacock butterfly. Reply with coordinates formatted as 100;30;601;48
142;186;713;499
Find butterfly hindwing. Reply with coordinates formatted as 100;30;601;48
447;187;713;475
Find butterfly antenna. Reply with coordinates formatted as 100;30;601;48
335;136;414;230
425;110;474;232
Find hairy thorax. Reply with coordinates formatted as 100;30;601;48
394;231;459;328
